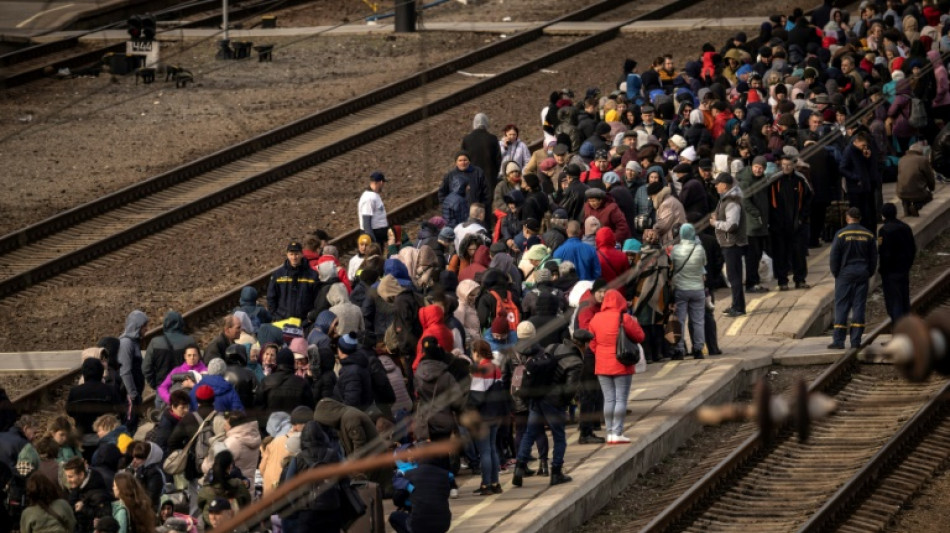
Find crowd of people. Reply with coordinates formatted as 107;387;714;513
1;1;948;531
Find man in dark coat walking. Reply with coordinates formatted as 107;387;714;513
461;113;502;191
878;203;916;322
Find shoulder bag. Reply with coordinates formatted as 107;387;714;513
163;411;217;475
615;311;642;367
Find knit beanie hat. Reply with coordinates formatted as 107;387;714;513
491;314;510;335
338;333;359;354
195;384;215;403
752;155;768;167
290;406;314;425
207;358;227;376
276;348;295;368
592;278;608;293
289;337;308;357
535;268;552;284
516;322;536;340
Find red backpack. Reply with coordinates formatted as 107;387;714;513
490;289;520;332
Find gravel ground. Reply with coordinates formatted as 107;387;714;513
0;31;494;235
574;364;828;532
0;24;735;351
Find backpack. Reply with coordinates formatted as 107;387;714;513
490;290;520;332
442;191;468;228
193;412;221;470
510;357;527;398
909;97;928;130
3;473;26;524
517;350;557;400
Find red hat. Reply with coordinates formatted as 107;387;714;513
195;384;215;402
491;314;509;335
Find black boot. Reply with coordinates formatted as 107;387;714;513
537;459;549;476
512;461;529;487
550;465;572;486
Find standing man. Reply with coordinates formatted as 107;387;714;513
737;156;770;293
710;173;748;317
839;131;881;234
358;171;389;244
267;241;320;322
117;310;148;433
769;153;813;291
828;208;877;349
462;113;502;192
878;203;916;322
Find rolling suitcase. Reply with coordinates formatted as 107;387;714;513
345;480;385;533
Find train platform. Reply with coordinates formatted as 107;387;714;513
29;17;769;44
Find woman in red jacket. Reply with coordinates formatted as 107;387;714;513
588;289;645;444
595;227;629;283
413;304;455;371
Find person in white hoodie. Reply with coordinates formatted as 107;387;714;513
204;411;261;485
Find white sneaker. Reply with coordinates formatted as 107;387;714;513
611;434;631;444
450;488;459;499
606;434;616;444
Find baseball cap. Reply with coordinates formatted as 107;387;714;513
208;497;231;513
287;241;303;252
594;149;609;161
713;173;734;185
523;218;541;232
370;171;386;182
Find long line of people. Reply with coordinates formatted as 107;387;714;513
0;2;946;532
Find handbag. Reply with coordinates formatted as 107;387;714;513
163;411;216;475
615;311;642;367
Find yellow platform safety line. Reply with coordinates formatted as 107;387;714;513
726;289;777;336
654;361;678;379
449;496;498;531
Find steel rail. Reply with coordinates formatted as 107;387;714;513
0;0;693;301
639;267;950;533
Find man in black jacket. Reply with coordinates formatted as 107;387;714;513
66;358;122;436
333;334;375;412
461;113;502;192
267;241;320;322
223;344;258;410
255;348;314;424
202;314;242;365
64;457;113;533
878;203;916;322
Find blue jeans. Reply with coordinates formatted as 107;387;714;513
475;424;500;485
675;289;705;353
516;401;567;468
597;374;632;436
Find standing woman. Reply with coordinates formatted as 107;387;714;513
498;125;532;178
589;289;645;444
20;473;75;533
670;223;708;359
112;471;155;533
468;339;507;496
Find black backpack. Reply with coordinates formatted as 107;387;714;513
517;349;557;400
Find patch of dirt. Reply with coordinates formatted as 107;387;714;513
0;31;495;235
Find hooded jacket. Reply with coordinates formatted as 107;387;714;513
378;259;423;359
454;280;482;344
653;186;687;244
312;398;382;457
333;349;375;411
129;441;165;507
413;358;464;441
595;227;630;283
439;164;490;213
461;113;502;188
589;290;645;376
737;165;770;237
234;286;272;333
897;147;936;202
327;283;363;336
553;237;601;281
583;194;631;243
413;305;455;371
118;310;148;400
66;358;122;434
223;420;262;481
290;422;342;511
157;359;207;404
143;311;195;390
379;354;413;414
256;365;314;423
671;224;707;291
458;245;491;283
188;373;244;413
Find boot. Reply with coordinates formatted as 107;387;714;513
537;459;549;476
550;465;572;486
512;461;530;487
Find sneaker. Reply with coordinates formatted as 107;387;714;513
473;485;493;496
610;434;632;444
826;342;845;350
491;483;503;494
795;281;811;289
605;434;616;444
748;285;769;293
450;488;459;499
725;309;746;318
578;434;606;444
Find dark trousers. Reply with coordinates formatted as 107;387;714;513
642;324;665;362
744;235;768;288
882;272;911;322
833;271;870;347
514;411;548;460
517;401;567;468
810;201;829;246
722;246;746;312
372;227;389;246
390;511;412;533
901;198;931;216
704;308;720;354
770;228;808;286
848;191;879;236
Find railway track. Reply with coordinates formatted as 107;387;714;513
0;0;698;302
5;0;710;417
639;269;950;533
0;0;314;89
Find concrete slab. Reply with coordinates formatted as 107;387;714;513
0;350;82;371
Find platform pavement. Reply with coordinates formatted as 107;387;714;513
28;17;770;44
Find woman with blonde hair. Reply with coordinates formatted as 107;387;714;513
112;471;155;533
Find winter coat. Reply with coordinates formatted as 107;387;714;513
117;310;147;401
267;259;320;321
188;374;243;413
128;441;165;508
413;359;464;441
461;117;502;188
467;360;508;423
312;398;382;457
255;368;314;423
143;311;195;390
653;187;687;244
589;290;645;376
379;355;413;414
607;184;638;232
259;433;292;495
19;500;76;533
552;237;601;281
441;172;470;227
595;227;629;283
713;184;748;248
285;422;342;511
678;176;709;222
377;261;424;359
583;195;631;243
439;165;489;215
404;462;453;533
768;170;813;235
527;293;569;348
158;360;207;404
737;166;770;237
839;142;880;196
234;286;272;333
150;408;180;456
197;477;251;529
454;280;482;345
333;350;375;412
66;359;122;434
547;340;585;408
219;421;261;481
0;426;28;470
458;245;491;283
327;284;363;336
879;218;917;276
929;50;950;109
887;82;916;139
413;305;455;371
897;148;936;203
671;231;707;291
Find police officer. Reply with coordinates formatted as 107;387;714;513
828;207;878;349
878;203;916;322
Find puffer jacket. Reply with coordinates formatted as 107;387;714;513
221;420;262;481
413;358;463;441
713;184;748;248
379;355;413;414
255;367;314;423
454;280;481;345
595;227;629;283
413;305;455;371
234;286;272;333
188;374;244;413
671;226;707;291
589;290;645;376
333;350;375;411
583;194;631;243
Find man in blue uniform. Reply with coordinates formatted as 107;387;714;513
828;208;878;349
267;241;320;322
878;203;916;322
